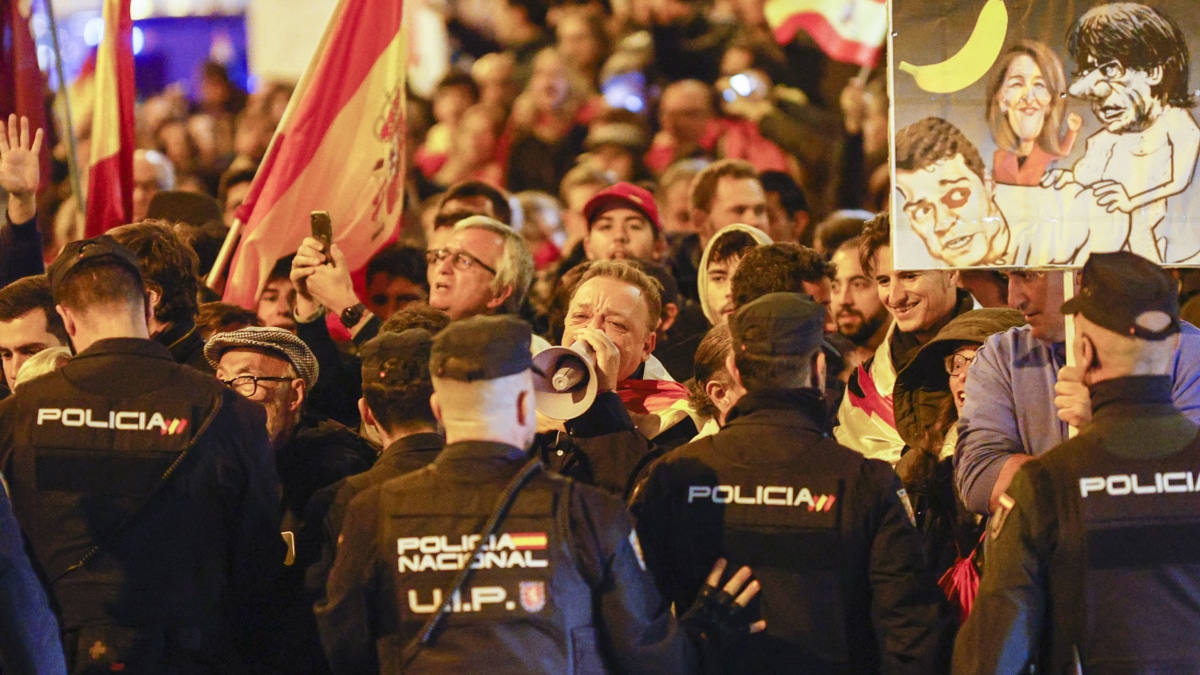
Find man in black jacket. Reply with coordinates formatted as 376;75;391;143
955;251;1200;673
305;328;445;596
317;314;762;673
633;292;954;673
0;235;287;672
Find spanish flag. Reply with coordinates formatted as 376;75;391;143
765;0;888;67
221;0;406;308
84;0;134;237
0;0;52;189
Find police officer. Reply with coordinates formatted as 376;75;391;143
0;473;65;673
632;293;954;673
316;314;763;673
0;235;287;672
955;252;1200;673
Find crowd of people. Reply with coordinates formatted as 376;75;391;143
2;0;1200;672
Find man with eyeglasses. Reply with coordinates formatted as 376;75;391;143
1042;3;1200;264
206;326;374;673
956;264;1200;516
0;236;288;671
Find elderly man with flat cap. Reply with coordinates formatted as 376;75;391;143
206;326;374;674
633;292;954;674
956;251;1200;673
0;236;287;672
317;314;764;673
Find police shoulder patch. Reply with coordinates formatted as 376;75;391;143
990;492;1016;540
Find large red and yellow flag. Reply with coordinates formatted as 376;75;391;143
0;0;52;189
84;0;134;237
222;0;406;308
765;0;888;67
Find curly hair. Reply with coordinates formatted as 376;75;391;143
108;220;199;325
894;117;986;183
858;212;891;277
730;243;834;309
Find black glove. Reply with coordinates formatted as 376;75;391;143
680;582;754;648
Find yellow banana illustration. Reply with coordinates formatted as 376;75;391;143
899;0;1008;94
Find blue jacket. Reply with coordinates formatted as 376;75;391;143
0;473;66;674
955;322;1200;514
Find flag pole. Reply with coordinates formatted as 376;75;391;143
42;0;85;217
205;0;342;296
205;216;240;292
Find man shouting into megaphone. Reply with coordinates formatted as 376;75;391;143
535;261;701;498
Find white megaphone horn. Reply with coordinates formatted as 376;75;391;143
533;340;599;420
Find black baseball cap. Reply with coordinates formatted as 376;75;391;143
731;292;831;358
430;315;542;381
361;329;434;387
47;235;144;300
1061;251;1180;340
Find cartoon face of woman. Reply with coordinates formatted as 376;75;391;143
997;54;1053;144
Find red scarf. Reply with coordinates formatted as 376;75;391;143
617;379;691;415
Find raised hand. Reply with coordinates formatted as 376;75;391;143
0;115;44;198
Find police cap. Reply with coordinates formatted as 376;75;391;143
731;292;828;358
430;315;537;381
1061;251;1180;341
361;328;433;387
47;235;144;300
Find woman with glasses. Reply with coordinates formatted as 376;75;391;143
892;308;1026;595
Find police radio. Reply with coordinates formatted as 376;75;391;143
532;340;599;420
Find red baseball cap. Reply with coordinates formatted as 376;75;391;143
583;182;661;234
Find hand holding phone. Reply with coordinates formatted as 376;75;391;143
310;211;333;264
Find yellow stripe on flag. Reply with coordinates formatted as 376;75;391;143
510;533;548;550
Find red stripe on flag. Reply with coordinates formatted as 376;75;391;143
233;0;403;224
772;11;884;67
223;0;406;308
0;0;52;189
85;0;135;237
85;152;129;236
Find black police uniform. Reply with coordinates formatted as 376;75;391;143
955;376;1200;673
0;338;288;673
633;389;954;674
316;440;694;673
304;431;444;597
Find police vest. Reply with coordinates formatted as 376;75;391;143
374;470;602;673
1044;430;1200;671
680;435;854;669
4;369;238;671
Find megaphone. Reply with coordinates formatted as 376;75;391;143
533;340;599;420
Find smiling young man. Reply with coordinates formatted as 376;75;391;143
834;215;976;465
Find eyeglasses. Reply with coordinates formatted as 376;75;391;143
1073;59;1125;83
425;248;496;275
944;353;976;377
220;374;294;397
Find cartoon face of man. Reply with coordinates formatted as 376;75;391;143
895;154;1007;267
1068;56;1163;133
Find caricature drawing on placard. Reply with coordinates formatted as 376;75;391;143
986;41;1083;187
1042;3;1200;263
892;117;1122;268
